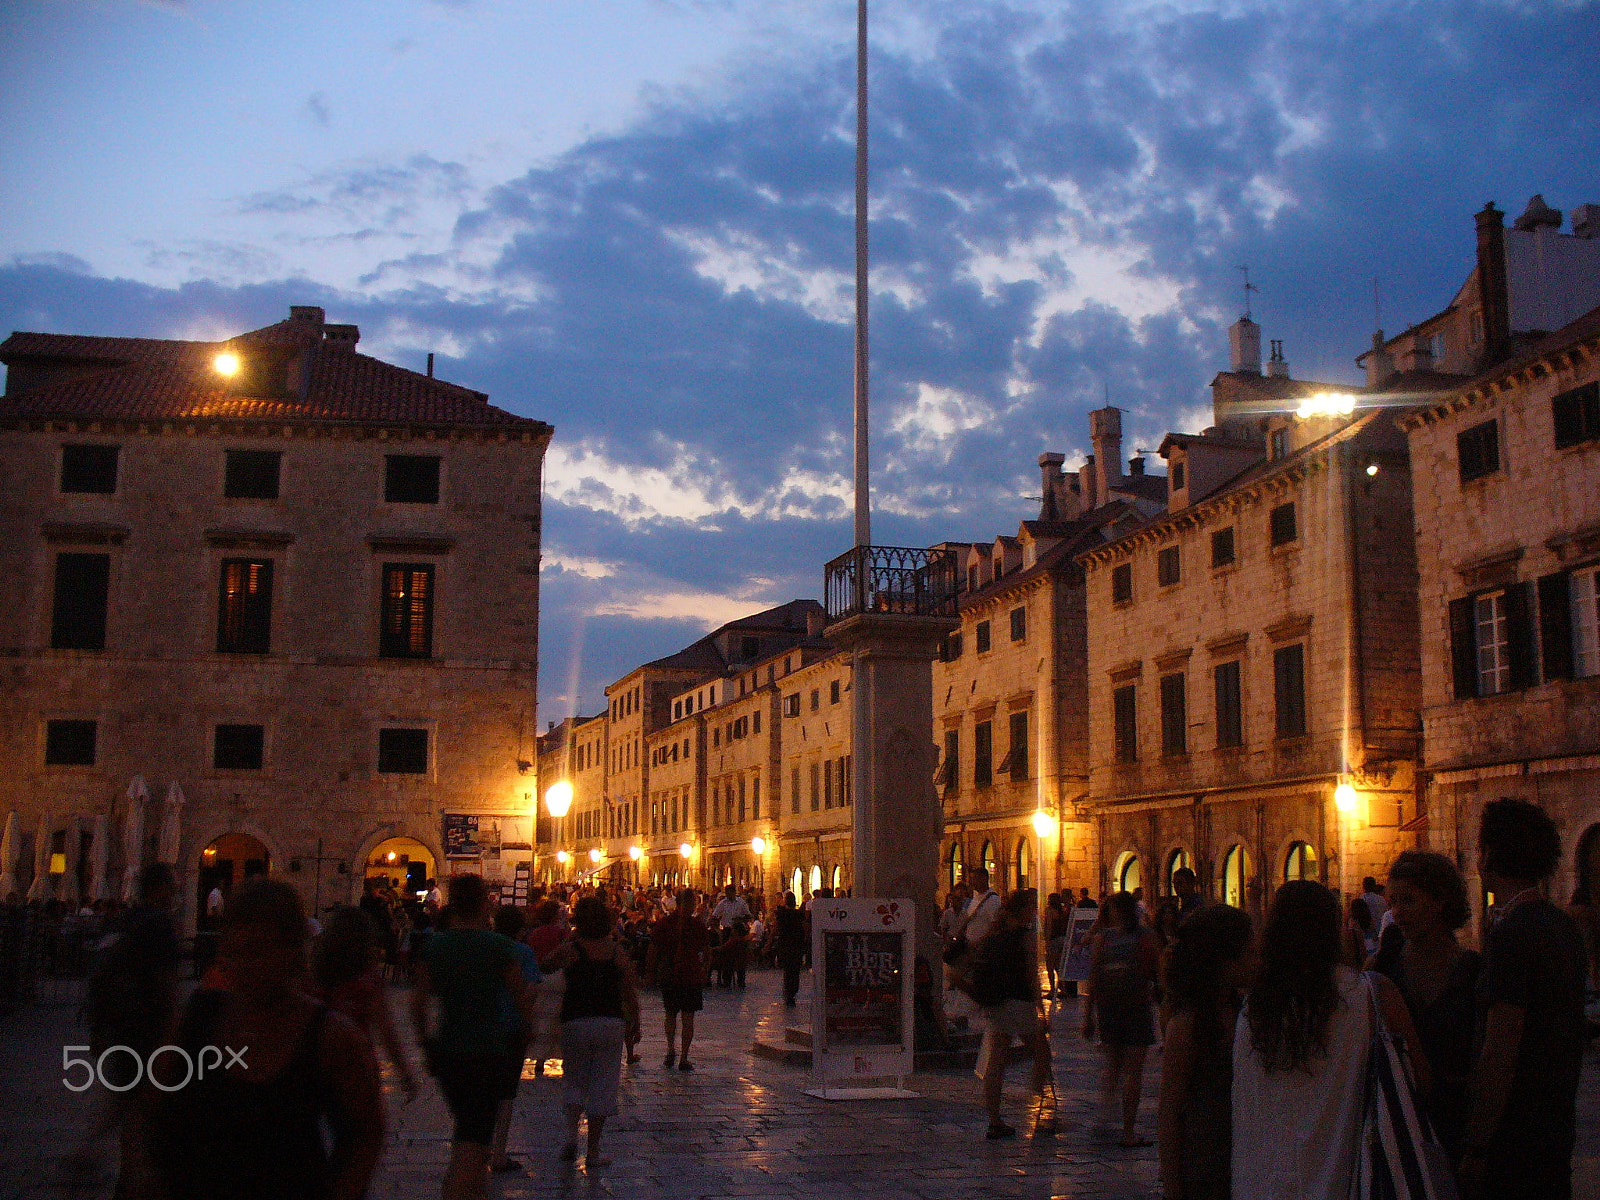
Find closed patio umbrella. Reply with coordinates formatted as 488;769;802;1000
27;814;52;902
121;777;148;902
59;817;81;906
0;812;19;899
158;782;185;865
89;814;110;901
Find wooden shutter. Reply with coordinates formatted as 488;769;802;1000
1504;581;1536;690
1538;572;1573;682
1449;597;1478;699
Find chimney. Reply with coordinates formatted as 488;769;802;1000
1265;339;1290;378
289;305;325;328
1090;407;1122;505
1512;193;1562;232
1573;204;1600;239
1401;332;1434;374
805;607;826;638
1079;455;1098;510
1475;202;1511;368
323;324;360;351
426;352;435;378
1229;316;1262;374
1365;329;1391;389
1038;452;1066;521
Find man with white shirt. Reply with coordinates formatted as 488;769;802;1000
711;883;750;931
961;867;1002;946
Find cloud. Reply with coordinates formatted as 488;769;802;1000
303;91;331;128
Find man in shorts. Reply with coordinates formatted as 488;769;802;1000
649;888;708;1071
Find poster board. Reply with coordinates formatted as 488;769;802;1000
1056;906;1099;983
808;897;915;1090
442;813;481;860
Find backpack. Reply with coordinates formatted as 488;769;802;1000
964;927;1016;1008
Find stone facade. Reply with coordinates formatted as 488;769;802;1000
0;307;551;929
1400;305;1600;914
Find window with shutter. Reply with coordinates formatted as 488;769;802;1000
61;444;120;494
1112;562;1133;603
380;563;434;658
1474;591;1510;695
974;721;993;786
791;767;801;814
1503;581;1536;690
1009;607;1027;642
1270;502;1297;546
224;450;282;499
975;621;992;653
377;728;428;774
1569;566;1600;678
1273;644;1307;738
1007;711;1029;780
1552;382;1600;450
1160;673;1187;756
45;719;97;766
1157;546;1181;587
217;558;273;653
1211;527;1236;568
1214;661;1243;748
1113;685;1138;762
214;724;265;770
51;552;111;650
810;762;820;811
1449;596;1478;699
384;455;441;503
1457;420;1500;483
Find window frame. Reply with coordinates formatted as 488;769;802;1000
1113;684;1138;763
377;727;430;775
216;557;274;655
1269;501;1298;548
1456;418;1501;484
1159;672;1187;757
379;562;435;659
223;449;282;500
383;454;442;504
59;444;119;494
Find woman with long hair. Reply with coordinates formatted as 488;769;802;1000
1156;904;1254;1200
312;905;417;1101
1083;891;1160;1147
1232;880;1425;1200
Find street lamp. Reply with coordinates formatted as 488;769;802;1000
213;351;240;377
544;781;573;818
1334;782;1358;814
628;844;642;861
750;836;767;855
1031;809;1058;838
588;848;602;864
678;842;692;860
556;849;570;864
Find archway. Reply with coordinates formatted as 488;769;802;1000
1166;848;1194;894
1220;844;1253;909
1115;851;1142;895
981;840;996;877
831;864;842;892
791;867;803;899
948;841;963;890
365;836;435;898
1284;841;1317;883
196;832;269;928
1015;838;1031;891
809;864;822;895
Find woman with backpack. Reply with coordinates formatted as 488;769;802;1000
966;888;1051;1140
1083;891;1160;1147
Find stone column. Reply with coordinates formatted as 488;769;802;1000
827;611;957;977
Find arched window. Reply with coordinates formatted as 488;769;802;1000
791;867;803;898
1284;841;1317;883
1015;838;1031;891
832;864;842;892
948;842;964;889
981;840;996;877
809;864;822;894
1221;844;1253;909
1166;848;1193;894
1116;851;1142;895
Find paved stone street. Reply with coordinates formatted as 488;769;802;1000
3;968;1598;1200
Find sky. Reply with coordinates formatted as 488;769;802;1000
2;0;1598;723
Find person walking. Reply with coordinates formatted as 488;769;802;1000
410;875;534;1200
1460;798;1586;1200
1371;850;1480;1160
312;906;418;1101
1043;892;1070;999
774;891;807;1007
1082;891;1160;1146
541;895;640;1171
1232;880;1424;1200
965;888;1051;1140
487;904;543;1173
1156;904;1253;1200
649;887;708;1070
139;879;384;1200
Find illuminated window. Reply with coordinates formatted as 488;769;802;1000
1284;841;1318;882
217;559;273;654
1221;844;1253;908
380;563;434;659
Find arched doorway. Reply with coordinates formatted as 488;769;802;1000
1115;851;1142;895
1220;844;1253;909
809;864;822;895
981;840;996;878
831;864;842;892
1284;841;1317;883
365;836;435;898
791;867;803;899
1015;838;1031;891
197;832;269;927
1166;848;1193;894
948;841;963;890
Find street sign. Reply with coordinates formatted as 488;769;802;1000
806;896;917;1098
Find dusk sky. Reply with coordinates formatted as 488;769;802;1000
3;0;1597;723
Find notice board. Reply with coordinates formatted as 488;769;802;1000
810;897;914;1081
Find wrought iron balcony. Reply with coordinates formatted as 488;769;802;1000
824;544;960;621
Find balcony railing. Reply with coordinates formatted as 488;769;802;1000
824;544;960;621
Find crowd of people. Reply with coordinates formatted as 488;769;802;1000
57;794;1599;1199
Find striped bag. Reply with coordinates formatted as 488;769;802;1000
1351;972;1460;1200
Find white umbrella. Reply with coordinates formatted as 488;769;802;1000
59;817;81;905
27;814;52;902
158;782;185;866
0;812;19;899
89;814;110;901
121;777;148;902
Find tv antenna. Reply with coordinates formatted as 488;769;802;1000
1238;264;1259;320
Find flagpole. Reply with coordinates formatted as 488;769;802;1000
852;0;870;551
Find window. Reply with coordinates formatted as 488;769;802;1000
1273;643;1307;738
830;679;841;704
1211;527;1235;568
973;721;993;787
217;559;273;654
214;724;265;770
1554;382;1600;449
738;775;747;821
823;761;833;809
45;719;97;766
810;762;820;811
1111;562;1133;604
380;564;434;658
791;767;801;815
1007;711;1029;781
937;729;959;793
384;454;441;503
975;621;991;653
1474;591;1511;695
377;728;428;774
1009;606;1027;642
1114;684;1137;762
60;444;119;494
967;565;979;593
1269;428;1288;461
1214;660;1243;748
751;774;760;819
1457;419;1500;483
784;693;800;717
941;631;963;661
1269;502;1297;547
948;841;963;890
51;552;110;650
740;635;760;660
1157;546;1180;587
1171;461;1186;491
1284;841;1318;883
1159;672;1187;756
1221;844;1252;909
810;689;820;711
1568;566;1600;678
224;450;282;499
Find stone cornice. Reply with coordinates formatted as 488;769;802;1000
42;520;129;545
2;415;553;446
1396;324;1600;432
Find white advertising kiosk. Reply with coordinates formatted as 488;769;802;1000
806;896;917;1099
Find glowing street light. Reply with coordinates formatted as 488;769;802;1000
1334;782;1358;814
750;836;767;855
1031;809;1058;838
544;780;573;818
213;351;240;377
678;842;693;860
588;848;602;864
1296;392;1357;419
628;844;642;861
556;849;570;864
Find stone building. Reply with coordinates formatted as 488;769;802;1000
0;306;552;929
775;647;856;899
1400;302;1600;912
1078;321;1437;916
